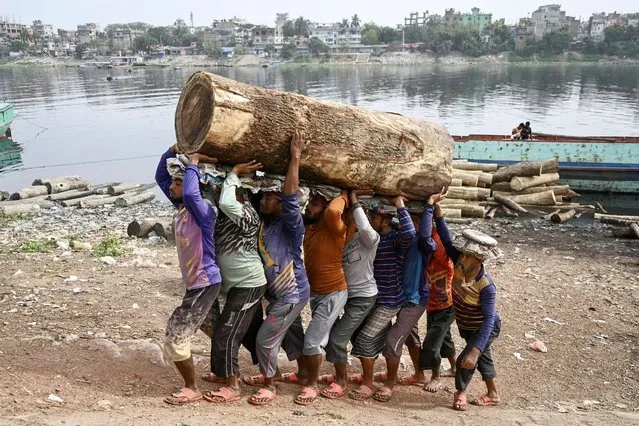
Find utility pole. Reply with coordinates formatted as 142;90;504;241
402;26;405;52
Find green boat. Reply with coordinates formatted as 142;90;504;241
454;133;639;194
0;103;15;138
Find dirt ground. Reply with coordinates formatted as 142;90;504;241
0;212;638;425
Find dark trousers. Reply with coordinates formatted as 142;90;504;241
455;320;501;391
419;307;456;370
211;285;266;378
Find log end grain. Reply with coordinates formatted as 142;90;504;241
175;72;216;153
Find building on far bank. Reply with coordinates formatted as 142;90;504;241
531;5;580;41
587;12;634;42
444;9;462;25
212;17;253;46
77;23;100;45
515;18;535;51
33;20;55;41
0;19;25;41
462;7;492;32
404;12;429;27
110;27;143;51
251;13;286;48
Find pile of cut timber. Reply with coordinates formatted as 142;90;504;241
0;176;157;215
447;159;596;224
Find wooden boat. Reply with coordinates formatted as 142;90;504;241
453;133;639;194
0;103;15;138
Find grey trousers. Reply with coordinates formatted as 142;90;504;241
256;299;307;378
455;320;501;391
325;295;377;364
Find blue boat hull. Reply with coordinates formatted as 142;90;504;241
454;137;639;194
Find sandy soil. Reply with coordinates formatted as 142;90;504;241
0;207;637;425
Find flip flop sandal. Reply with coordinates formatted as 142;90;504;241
278;372;301;384
318;374;335;384
471;394;501;406
320;382;346;399
164;388;203;405
201;373;226;383
372;386;393;402
397;375;426;386
453;391;468;411
294;386;318;406
203;387;242;403
373;371;388;382
347;374;364;384
242;374;265;386
349;385;375;401
248;387;276;406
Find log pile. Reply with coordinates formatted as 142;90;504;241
0;176;157;215
447;159;596;223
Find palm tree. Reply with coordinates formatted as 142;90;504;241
351;14;360;28
341;18;350;28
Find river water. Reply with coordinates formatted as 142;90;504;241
1;63;638;192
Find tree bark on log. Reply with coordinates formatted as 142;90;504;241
45;178;90;194
494;185;572;197
490;182;512;192
32;176;83;186
492;158;558;183
631;223;639;239
550;209;577;223
450;178;463;187
443;218;475;224
501;190;557;206
127;219;158;238
453;162;498;172
453;169;493;185
47;189;95;201
441;208;462;218
500;205;519;218
62;194;106;208
437;203;484;218
510;173;560;192
154;219;175;241
485;207;497;219
3;199;54;209
0;204;41;215
0;190;9;201
79;195;119;208
108;184;141;195
493;193;528;213
115;191;155;207
594;213;639;225
451;171;479;187
446;187;491;201
441;198;467;204
10;185;48;200
174;72;454;198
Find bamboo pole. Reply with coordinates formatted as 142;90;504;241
550;209;577;224
510;173;560;191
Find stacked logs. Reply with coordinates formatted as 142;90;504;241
0;176;157;215
447;158;594;224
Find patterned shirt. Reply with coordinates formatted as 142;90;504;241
373;207;416;308
427;227;454;312
435;217;500;352
155;150;221;290
216;172;267;293
258;193;310;304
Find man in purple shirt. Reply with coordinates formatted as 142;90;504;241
155;144;222;405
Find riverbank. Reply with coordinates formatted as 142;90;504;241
0;201;637;424
2;52;638;68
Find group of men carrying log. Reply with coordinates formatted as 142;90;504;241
155;131;504;411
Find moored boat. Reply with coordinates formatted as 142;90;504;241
453;133;639;194
0;103;15;138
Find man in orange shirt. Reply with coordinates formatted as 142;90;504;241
294;191;349;405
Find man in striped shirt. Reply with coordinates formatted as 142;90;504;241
350;196;415;400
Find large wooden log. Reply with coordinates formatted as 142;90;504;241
492;158;558;183
0;204;41;215
108;184;141;195
451;170;479;187
127;219;158;238
10;185;48;200
79;195;119;208
45;178;90;194
446;187;491;201
550;209;577;224
0;190;9;201
450;178;463;187
437;203;485;218
453;169;493;185
494;185;572;197
115;191;155;207
502;190;557;206
510;173;560;192
443;217;475;224
453;162;498;172
441;208;462;218
631;223;639;239
493;193;528;213
174;72;454;198
594;213;639;225
154;219;175;241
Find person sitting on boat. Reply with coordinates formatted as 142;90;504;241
510;123;525;140
521;122;532;140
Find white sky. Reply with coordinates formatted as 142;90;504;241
2;0;637;29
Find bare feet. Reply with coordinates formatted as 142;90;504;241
424;378;443;393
